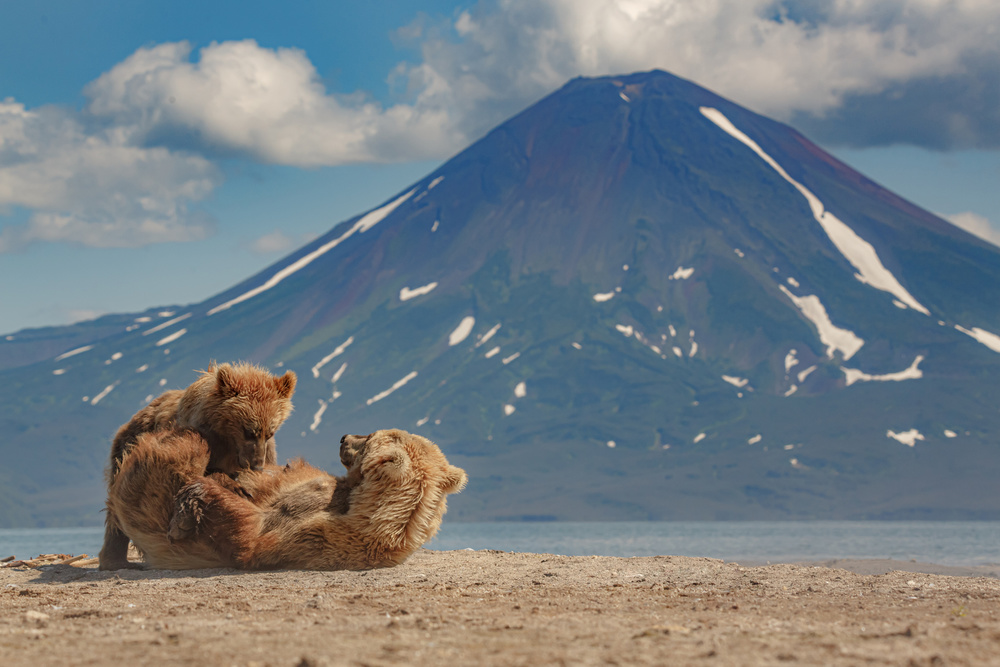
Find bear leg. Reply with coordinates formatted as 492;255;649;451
98;517;143;570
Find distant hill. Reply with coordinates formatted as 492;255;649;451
3;70;1000;527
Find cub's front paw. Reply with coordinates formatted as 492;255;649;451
168;482;207;542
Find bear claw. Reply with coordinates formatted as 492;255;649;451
169;482;207;542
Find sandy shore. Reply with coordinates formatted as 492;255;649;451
3;550;1000;666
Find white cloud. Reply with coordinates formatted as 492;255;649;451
394;0;1000;145
0;98;218;251
250;230;296;254
85;40;462;167
4;1;999;251
72;2;1000;172
944;211;1000;248
66;309;105;324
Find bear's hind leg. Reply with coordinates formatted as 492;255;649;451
98;515;143;570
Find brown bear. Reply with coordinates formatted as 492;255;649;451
98;362;297;570
106;429;467;570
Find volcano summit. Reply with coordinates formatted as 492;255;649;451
3;70;1000;527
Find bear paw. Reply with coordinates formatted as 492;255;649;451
168;482;207;542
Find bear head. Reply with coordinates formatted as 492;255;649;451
339;429;467;554
202;361;297;471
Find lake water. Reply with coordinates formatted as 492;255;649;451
2;522;999;566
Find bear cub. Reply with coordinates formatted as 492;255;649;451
98;361;296;570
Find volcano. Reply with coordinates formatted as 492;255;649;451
3;70;1000;527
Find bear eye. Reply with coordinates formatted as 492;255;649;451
244;427;256;440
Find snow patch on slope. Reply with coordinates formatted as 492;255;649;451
780;285;863;360
955;325;1000;354
330;362;347;384
887;429;924;447
310;400;327;432
449;317;476;346
669;267;694;280
209;189;415;315
311;337;354;378
156;329;187;346
476;323;501;347
143;313;191;336
784;349;799;373
90;382;118;405
55;345;93;361
842;355;924;387
400;282;438;301
722;375;749;388
701;107;929;315
366;371;418;405
593;291;616;302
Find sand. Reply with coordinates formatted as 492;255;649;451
2;550;1000;666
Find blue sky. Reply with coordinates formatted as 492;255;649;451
2;0;998;335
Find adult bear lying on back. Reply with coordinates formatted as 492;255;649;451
99;362;296;570
107;429;466;570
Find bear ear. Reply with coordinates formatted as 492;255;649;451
274;371;297;398
215;363;238;396
441;465;468;494
362;444;409;480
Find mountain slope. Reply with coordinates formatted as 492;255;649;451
3;70;1000;526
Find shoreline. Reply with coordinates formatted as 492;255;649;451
3;549;1000;665
730;558;1000;578
6;520;1000;571
3;549;999;579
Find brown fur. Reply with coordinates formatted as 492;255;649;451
107;429;467;570
98;362;296;570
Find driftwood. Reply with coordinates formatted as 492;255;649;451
0;553;97;568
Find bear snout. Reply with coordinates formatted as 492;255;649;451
239;441;268;472
339;434;367;467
